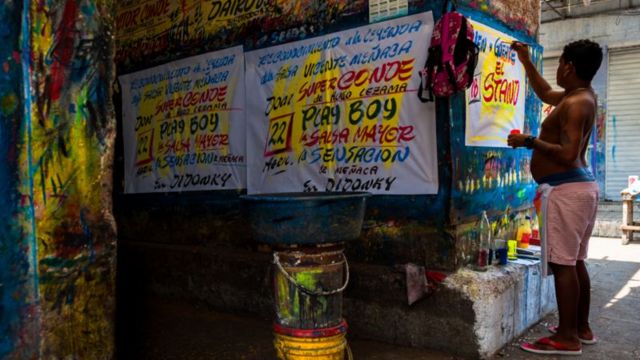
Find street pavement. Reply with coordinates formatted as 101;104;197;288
499;237;640;360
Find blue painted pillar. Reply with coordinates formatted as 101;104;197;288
0;1;38;358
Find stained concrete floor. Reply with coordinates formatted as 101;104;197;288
500;237;640;360
118;237;640;359
117;296;456;359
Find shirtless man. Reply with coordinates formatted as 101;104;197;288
508;40;602;356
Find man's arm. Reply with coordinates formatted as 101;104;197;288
521;60;566;106
508;98;590;165
512;42;565;106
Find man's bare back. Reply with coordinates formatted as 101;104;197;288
530;88;596;182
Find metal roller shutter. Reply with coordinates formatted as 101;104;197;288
606;47;640;200
542;57;560;90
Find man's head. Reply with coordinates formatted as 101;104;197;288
557;40;603;88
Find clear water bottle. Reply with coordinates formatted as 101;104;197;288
476;211;491;269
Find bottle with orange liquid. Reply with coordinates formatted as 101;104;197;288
516;215;532;249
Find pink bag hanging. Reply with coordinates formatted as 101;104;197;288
419;0;479;102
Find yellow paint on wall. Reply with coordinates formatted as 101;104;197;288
27;0;116;357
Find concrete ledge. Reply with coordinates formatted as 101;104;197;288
344;262;478;357
444;263;556;358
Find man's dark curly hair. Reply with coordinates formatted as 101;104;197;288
561;40;603;82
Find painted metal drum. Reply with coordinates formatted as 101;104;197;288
273;247;347;329
274;331;348;360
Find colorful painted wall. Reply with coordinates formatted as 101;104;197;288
3;0;541;356
0;1;39;358
116;0;369;71
460;0;540;37
0;0;117;358
115;0;541;272
450;8;542;263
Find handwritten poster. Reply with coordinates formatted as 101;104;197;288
119;46;246;193
245;12;437;195
465;20;526;147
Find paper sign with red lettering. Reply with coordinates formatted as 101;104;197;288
244;11;437;194
119;46;246;193
465;20;526;147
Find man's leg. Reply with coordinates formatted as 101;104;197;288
549;262;581;347
576;260;594;340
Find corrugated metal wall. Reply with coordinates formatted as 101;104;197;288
606;46;640;199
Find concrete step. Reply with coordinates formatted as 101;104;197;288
593;219;622;238
593;201;640;238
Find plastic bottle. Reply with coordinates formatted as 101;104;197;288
519;216;532;249
515;213;525;242
507;213;518;260
485;212;495;266
531;212;540;245
494;217;508;265
476;211;491;270
488;220;495;266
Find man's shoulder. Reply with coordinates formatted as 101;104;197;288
563;89;596;104
559;90;595;112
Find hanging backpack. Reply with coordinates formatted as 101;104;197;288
418;0;479;102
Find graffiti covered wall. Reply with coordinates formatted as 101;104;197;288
28;0;117;357
116;0;368;70
460;0;540;37
453;8;541;217
449;7;542;264
0;1;39;358
114;0;541;279
114;1;455;272
2;0;117;357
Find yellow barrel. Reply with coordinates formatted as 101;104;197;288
274;332;348;360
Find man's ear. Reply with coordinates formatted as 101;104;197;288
567;62;577;77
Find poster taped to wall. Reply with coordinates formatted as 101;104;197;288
245;11;437;195
465;20;526;148
119;46;246;193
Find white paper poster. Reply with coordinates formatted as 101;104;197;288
119;46;246;193
465;20;526;147
245;12;437;195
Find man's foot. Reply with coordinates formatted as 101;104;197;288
548;325;598;345
520;336;582;356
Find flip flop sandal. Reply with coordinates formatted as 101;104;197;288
548;325;598;345
520;337;582;356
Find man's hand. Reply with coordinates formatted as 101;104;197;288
507;133;528;148
511;41;531;65
510;41;565;106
